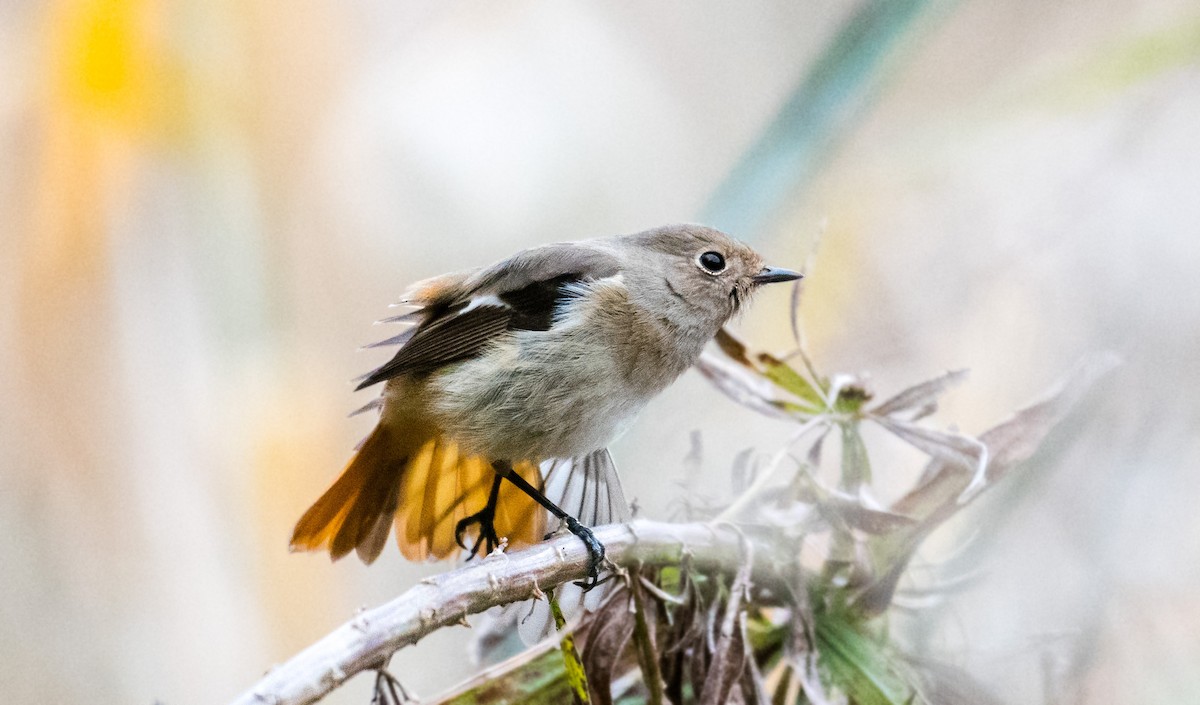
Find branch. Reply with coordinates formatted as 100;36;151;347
230;520;795;705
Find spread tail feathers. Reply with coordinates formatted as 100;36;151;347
290;427;545;563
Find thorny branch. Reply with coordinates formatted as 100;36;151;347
230;324;1116;705
229;521;797;705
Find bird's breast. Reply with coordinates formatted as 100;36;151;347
423;278;709;462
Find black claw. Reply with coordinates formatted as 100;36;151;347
455;507;499;560
455;474;505;560
454;517;471;552
372;667;413;705
564;517;606;591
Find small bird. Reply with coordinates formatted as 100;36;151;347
290;224;800;586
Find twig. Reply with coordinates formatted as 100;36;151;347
230;520;795;705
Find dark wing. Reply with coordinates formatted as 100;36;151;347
355;303;511;388
355;241;620;390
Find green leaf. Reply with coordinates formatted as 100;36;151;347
658;566;681;595
758;351;827;409
816;610;915;705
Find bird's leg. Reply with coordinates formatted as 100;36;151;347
492;459;607;591
455;474;503;559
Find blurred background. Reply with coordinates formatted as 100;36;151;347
2;0;1198;703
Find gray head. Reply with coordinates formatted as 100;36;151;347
620;223;801;334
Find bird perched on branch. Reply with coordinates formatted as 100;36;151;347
290;223;800;587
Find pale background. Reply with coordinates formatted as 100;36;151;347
2;1;1198;703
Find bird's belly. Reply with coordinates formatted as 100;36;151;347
427;334;660;462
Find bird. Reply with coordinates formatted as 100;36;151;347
289;223;801;587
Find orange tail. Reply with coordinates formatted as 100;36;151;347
290;425;545;563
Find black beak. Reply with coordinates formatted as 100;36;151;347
750;266;803;285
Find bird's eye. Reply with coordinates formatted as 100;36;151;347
697;251;726;274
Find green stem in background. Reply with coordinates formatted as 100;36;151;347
839;421;872;490
549;588;591;705
702;0;944;237
630;574;667;705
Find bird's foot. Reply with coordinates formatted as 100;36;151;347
455;506;500;560
563;517;606;592
370;665;414;705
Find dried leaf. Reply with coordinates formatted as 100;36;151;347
701;606;751;705
856;354;1120;614
741;635;771;705
630;576;667;705
740;611;791;704
892;352;1120;519
690;626;712;704
580;592;635;705
715;327;756;367
709;328;825;411
795;473;917;535
660;608;693;704
971;352;1120;486
705;596;722;655
870;369;969;418
825;496;916;534
661;558;706;704
872;417;988;502
695;352;795;420
700;551;754;705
